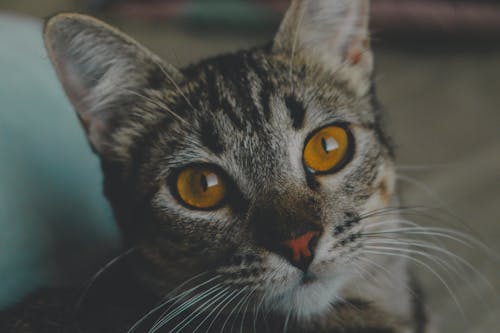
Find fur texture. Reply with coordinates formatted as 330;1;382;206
1;1;426;332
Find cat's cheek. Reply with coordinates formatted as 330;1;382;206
376;165;396;206
363;162;396;211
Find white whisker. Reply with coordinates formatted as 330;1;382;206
149;277;223;332
253;292;267;333
282;303;293;333
156;61;197;117
127;272;214;332
151;284;224;332
362;249;466;319
191;289;239;333
148;274;221;330
206;287;246;332
168;286;231;333
396;174;450;211
364;238;497;306
360;227;474;247
229;288;253;333
364;245;461;280
219;286;249;333
76;247;136;315
355;256;419;299
240;286;259;333
121;88;187;124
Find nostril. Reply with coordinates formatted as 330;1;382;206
282;231;321;271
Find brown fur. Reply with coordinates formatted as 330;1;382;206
1;1;427;332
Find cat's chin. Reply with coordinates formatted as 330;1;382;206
267;271;348;320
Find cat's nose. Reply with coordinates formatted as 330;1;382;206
281;231;321;271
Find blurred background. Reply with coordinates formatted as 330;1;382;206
0;0;499;332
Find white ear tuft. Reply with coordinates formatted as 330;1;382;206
44;13;182;153
274;0;373;74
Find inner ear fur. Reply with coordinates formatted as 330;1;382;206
273;0;373;82
44;13;183;155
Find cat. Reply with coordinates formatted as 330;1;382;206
0;1;427;332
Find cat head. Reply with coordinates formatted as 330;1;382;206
44;0;400;321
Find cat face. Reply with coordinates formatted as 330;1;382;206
44;0;403;322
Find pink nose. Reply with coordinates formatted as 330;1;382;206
282;231;320;265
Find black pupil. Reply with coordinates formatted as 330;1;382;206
200;174;208;192
321;137;329;153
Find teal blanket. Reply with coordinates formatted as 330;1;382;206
0;13;120;309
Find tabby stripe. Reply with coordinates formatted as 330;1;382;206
229;59;261;128
200;120;224;155
126;103;186;186
260;89;271;123
221;97;243;130
204;67;243;130
285;94;306;129
245;54;273;121
205;67;222;113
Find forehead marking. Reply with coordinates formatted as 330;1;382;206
200;119;224;155
285;94;306;130
205;67;244;130
244;54;274;121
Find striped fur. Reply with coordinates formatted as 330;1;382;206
1;1;426;332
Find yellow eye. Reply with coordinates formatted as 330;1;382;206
303;125;352;174
176;167;226;209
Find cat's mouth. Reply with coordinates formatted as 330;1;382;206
265;272;344;320
300;271;318;285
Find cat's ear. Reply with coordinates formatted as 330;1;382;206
44;13;183;154
274;0;372;75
